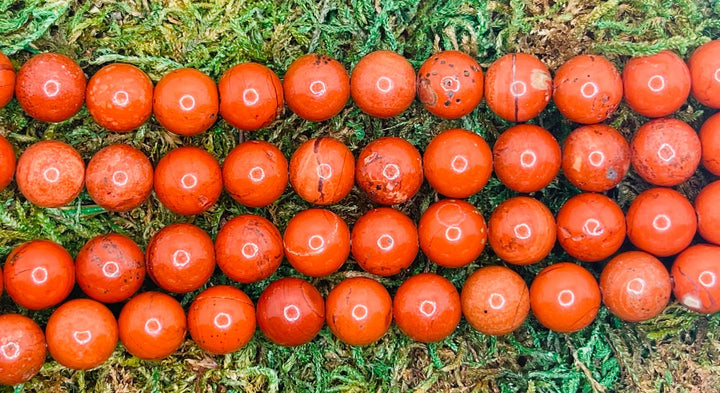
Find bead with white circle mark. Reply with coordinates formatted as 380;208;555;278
588;151;605;167
0;342;19;360
180;174;198;189
520;150;537;168
440;76;460;92
657;143;676;162
112;171;128;186
144;318;162;335
377;234;394;251
309;81;326;95
43;80;60;97
73;330;92;345
382;164;400;180
682;294;702;310
249;167;265;182
316;163;332;180
626;278;646;295
283;305;301;322
513;223;532;240
241;242;259;259
445;226;462;241
31;267;48;284
580;82;598;98
652;214;671;231
172;250;191;268
699;271;717;288
450;155;468;173
647;75;666;92
102;261;120;278
308;235;325;251
179;94;196;111
376;76;393;93
214;312;232;329
557;289;575;307
510;81;527;97
113;91;130;107
582;218;605;236
489;293;506;310
242;88;259;106
43;167;60;183
351;304;368;320
419;300;437;317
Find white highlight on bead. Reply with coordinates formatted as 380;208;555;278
382;164;400;180
557;289;575;307
243;88;259;105
489;293;506;310
308;235;325;251
520;150;537;168
172;250;191;268
214;313;232;329
715;68;720;83
647;75;666;92
102;261;120;278
249;167;265;182
179;94;196;111
316;163;332;180
31;267;48;284
450;155;468;173
351;304;368;320
626;278;646;295
0;343;20;360
513;223;532;240
580;82;598;98
73;330;92;345
419;300;437;317
440;76;460;92
144;318;162;335
510;81;527;97
113;91;130;107
241;242;259;258
43;167;60;183
699;271;717;288
445;226;462;242
682;294;702;310
112;171;128;186
376;76;393;93
588;151;605;167
657;143;676;162
583;218;605;236
283;305;300;322
309;81;326;96
43;80;60;97
652;214;671;231
180;174;198;189
377;234;394;251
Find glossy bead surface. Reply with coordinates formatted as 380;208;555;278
86;63;153;132
289;137;355;205
423;128;492;198
630;118;701;186
418;199;487;268
626;187;696;257
4;240;74;310
219;62;283;130
417;50;483;119
350;50;416;118
599;251;671;322
488;196;556;265
284;54;349;121
256;277;325;346
118;291;186;361
351;207;418;276
562;124;630;192
493;124;561;193
699;112;720;176
283;209;350;277
696;180;720;246
15;140;85;208
325;277;392;346
622;51;690;118
672;244;720;314
356;136;423;205
153;68;218;136
147;223;215;293
461;266;530;336
86;144;153;212
0;134;15;191
15;52;86;122
154;146;222;215
530;262;601;333
216;214;283;283
75;233;145;303
484;53;552;122
553;54;622;124
393;273;461;343
0;314;46;386
188;285;256;354
223;140;288;207
0;52;14;108
689;40;720;108
46;299;118;370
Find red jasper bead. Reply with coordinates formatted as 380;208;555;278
356;136;423;205
118;291;186;361
461;266;530;336
256;277;325;346
530;262;601;333
4;240;74;310
689;40;720;108
46;299;118;370
350;50;416;118
86;144;153;212
696;180;720;246
0;314;46;386
553;54;622;124
0;134;15;192
223;140;288;208
283;209;350;277
488;196;556;265
493;124;561;193
623;50;691;118
351;207;419;276
219;62;283;130
423;128;492;198
417;50;483;119
599;251;671;322
700;112;720;176
284;54;349;121
325;277;392;346
626;187;696;257
393;273;461;343
484;53;552;122
75;233;145;303
216;214;283;283
418;199;487;268
0;52;14;108
562;124;631;192
672;244;720;314
153;68;218;136
86;63;153;132
15;140;85;208
188;285;256;354
147;223;215;293
289;137;355;205
154;146;222;215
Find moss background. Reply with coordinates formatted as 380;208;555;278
1;0;720;391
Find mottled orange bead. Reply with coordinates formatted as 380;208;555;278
216;214;283;283
153;68;218;136
188;286;256;354
696;180;720;246
484;53;552;122
85;144;153;212
356;137;423;205
487;196;556;265
562;124;630;192
284;54;349;121
118;291;186;361
223;140;288;208
350;51;416;118
417;51;483;119
689;40;720;108
423;129;492;198
461;266;530;335
283;209;350;277
418;199;487;268
219;62;283;130
326;277;392;346
622;50;690;118
351;207;418;276
493;124;561;193
256;278;325;346
393;273;461;343
556;193;625;262
290;137;355;205
0;134;16;192
0;314;46;385
15;140;85;208
0;51;14;109
672;244;720;314
153;147;223;215
86;63;153;132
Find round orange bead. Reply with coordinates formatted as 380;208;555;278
15;52;86;122
118;291;186;361
283;209;350;277
46;299;118;370
599;251;671;322
351;207;418;276
0;52;14;109
556;193;625;262
553;54;622;124
672;244;720;314
4;240;74;310
216;214;283;283
417;50;483;119
283;54;349;121
86;144;153;212
153;68;218;136
154;146;222;215
86;63;153;132
75;233;145;303
147;223;215;293
622;50;691;118
15;140;85;208
696;180;720;246
325;277;392;346
393;273;461;343
689;40;720;108
418;199;487;268
700;112;720;176
493;124;561;193
350;50;416;118
484;53;552;122
423;129;492;198
356;136;423;205
561;124;631;192
256;277;325;346
0;134;16;192
0;314;46;386
626;187;696;257
630;118;701;187
289;137;355;205
223;140;288;208
461;266;530;336
530;262;601;333
188;285;256;354
219;62;283;130
487;196;556;265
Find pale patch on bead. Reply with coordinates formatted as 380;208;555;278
445;226;462;242
513;223;532;240
309;81;327;96
510;81;527;97
351;304;368;320
0;342;19;360
580;82;598;98
242;88;259;106
31;267;48;284
73;330;92;345
172;250;191;268
112;171;128;186
652;214;671;231
626;278;646;295
308;235;325;251
249;167;265;182
180;174;198;189
489;293;506;310
382;164;400;180
647;75;666;92
588;151;605;167
682;294;702;310
419;300;437;317
657;143;676;162
557;289;575;307
283;305;301;322
43;167;60;183
520;150;537;168
179;94;196;111
214;313;232;329
102;261;120;278
440;76;460;92
450;155;468;173
376;76;393;93
377;234;394;251
316;163;332;180
144;318;162;336
43;80;60;97
241;242;259;258
699;271;717;288
112;91;130;107
582;218;605;236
